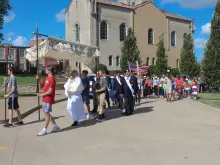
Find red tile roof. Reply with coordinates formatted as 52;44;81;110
97;0;133;9
162;11;192;21
98;1;192;21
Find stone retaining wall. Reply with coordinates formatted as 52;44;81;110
0;83;65;92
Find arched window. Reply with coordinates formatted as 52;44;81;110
75;23;80;42
116;56;120;66
152;58;155;65
109;55;113;66
171;31;176;46
100;21;108;40
146;57;150;66
148;28;153;44
120;24;126;41
176;59;179;68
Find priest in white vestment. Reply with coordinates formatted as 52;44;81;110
64;70;86;126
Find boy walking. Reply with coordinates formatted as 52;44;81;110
81;70;90;119
4;67;23;127
36;66;60;136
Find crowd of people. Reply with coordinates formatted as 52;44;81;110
2;66;202;137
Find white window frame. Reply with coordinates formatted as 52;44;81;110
75;23;80;42
20;49;25;58
148;28;154;45
9;48;15;60
119;23;127;42
0;48;5;57
116;56;120;66
171;31;176;46
109;55;113;66
100;21;109;40
20;63;25;71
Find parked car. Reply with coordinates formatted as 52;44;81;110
88;74;95;97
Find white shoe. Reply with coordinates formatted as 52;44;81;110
86;113;90;119
50;126;60;133
37;128;47;136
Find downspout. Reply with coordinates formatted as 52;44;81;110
167;18;170;51
132;9;134;30
96;2;99;48
96;1;100;71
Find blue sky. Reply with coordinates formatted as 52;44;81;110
2;0;215;60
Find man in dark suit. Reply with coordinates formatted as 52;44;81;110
121;70;138;116
115;72;123;109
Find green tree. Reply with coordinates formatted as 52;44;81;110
179;33;200;77
155;36;167;76
120;28;142;72
96;63;108;73
170;68;180;77
0;0;11;41
202;0;220;87
148;65;157;77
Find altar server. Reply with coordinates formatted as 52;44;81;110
64;70;86;126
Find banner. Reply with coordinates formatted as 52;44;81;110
128;61;148;75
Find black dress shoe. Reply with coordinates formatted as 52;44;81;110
90;109;97;113
71;121;78;126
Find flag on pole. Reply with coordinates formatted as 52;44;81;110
128;61;149;75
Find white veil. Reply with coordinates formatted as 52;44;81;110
64;76;84;96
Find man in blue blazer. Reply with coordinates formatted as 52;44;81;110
121;70;138;116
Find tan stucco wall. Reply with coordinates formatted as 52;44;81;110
134;3;192;68
97;4;133;71
167;18;192;67
134;3;167;66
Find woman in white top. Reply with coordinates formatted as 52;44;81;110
165;76;172;102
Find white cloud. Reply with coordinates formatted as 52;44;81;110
162;0;216;8
195;38;207;48
55;8;66;22
201;22;211;34
12;36;28;46
4;12;16;23
7;32;15;37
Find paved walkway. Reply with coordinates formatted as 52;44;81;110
0;90;65;121
1;98;220;165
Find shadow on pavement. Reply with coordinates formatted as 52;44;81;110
103;106;154;121
59;119;97;132
139;100;157;105
52;106;154;133
23;116;65;126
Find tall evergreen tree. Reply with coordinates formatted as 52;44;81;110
0;0;11;41
120;28;142;72
155;36;167;76
179;33;200;77
202;0;220;87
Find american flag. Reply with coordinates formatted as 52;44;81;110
128;61;149;75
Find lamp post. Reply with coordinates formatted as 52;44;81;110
33;23;48;120
4;37;11;121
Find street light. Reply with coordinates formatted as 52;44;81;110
33;23;48;120
4;37;11;121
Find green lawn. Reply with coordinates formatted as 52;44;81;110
196;93;220;109
0;92;36;100
0;75;37;85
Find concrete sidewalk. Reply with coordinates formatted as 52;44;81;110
1;98;220;165
0;90;66;121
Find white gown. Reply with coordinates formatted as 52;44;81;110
64;76;86;121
